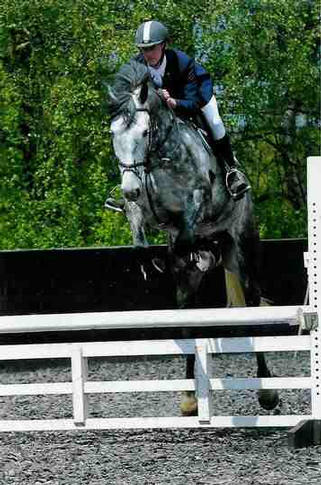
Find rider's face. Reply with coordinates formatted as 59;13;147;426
141;43;164;67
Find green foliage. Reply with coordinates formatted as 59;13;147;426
199;0;320;222
0;0;319;249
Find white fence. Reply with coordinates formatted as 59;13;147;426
0;157;320;445
0;331;314;432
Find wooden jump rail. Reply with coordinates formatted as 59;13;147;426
0;157;320;448
0;305;316;334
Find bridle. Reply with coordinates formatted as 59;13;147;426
116;101;180;222
117;108;153;177
117;102;179;177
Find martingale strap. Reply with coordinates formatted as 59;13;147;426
145;172;163;224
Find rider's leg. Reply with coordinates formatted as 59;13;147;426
201;96;250;199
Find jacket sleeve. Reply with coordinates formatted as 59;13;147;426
175;54;201;115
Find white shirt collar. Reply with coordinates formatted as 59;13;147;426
147;55;167;87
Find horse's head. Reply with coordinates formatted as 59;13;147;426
109;61;160;202
110;87;150;202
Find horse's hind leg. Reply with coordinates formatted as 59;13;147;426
240;233;279;410
223;232;279;410
256;352;279;410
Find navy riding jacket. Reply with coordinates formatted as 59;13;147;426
135;49;213;116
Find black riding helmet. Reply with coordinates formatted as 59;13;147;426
135;20;169;48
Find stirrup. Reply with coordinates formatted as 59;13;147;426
226;168;251;201
104;185;125;213
104;197;125;213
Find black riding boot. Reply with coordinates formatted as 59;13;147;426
214;134;251;200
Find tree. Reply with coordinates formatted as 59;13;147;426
0;0;319;248
198;0;320;236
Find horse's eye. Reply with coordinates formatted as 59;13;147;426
109;130;114;137
142;130;149;138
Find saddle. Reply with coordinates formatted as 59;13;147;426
183;114;215;156
195;125;212;154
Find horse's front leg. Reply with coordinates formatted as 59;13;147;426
125;201;153;280
169;244;207;417
171;189;210;417
174;189;206;254
126;201;148;248
180;350;198;416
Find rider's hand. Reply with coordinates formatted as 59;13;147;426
166;97;177;109
161;89;177;109
161;89;170;100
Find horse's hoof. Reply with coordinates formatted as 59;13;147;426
257;389;280;410
180;394;198;416
194;250;216;272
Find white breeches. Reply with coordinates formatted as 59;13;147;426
201;95;226;141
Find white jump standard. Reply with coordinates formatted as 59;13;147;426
288;156;321;447
0;157;320;448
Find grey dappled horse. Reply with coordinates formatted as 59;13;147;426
108;60;279;414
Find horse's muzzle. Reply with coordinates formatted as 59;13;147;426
121;170;142;202
123;187;141;202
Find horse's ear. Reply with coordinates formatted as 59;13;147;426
106;84;118;103
139;81;148;104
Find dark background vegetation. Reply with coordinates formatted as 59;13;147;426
1;0;320;249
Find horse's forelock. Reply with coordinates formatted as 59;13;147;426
116;61;149;89
109;61;160;124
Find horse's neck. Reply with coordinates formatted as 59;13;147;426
155;105;173;131
153;107;180;156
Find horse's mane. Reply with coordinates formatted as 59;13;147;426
109;60;161;124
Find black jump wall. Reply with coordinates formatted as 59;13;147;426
0;239;307;316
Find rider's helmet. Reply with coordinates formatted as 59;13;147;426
135;21;169;48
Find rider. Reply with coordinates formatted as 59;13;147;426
106;20;250;211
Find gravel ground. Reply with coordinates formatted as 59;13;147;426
0;351;321;484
